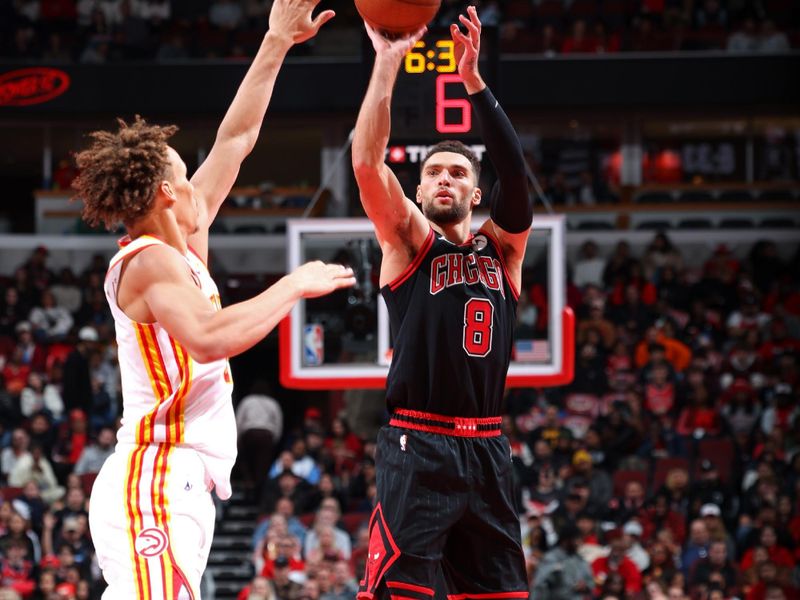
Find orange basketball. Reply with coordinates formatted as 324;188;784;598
355;0;441;35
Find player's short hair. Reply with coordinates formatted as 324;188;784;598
421;140;481;182
73;115;178;229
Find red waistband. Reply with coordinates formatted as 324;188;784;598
389;408;502;438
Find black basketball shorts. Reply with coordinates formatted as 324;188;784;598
357;409;530;600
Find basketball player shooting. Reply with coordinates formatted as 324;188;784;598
73;1;355;598
352;5;533;598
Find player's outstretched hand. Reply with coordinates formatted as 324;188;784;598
364;21;427;59
269;0;336;45
289;261;357;298
450;5;482;89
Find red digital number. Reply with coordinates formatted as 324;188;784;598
463;298;494;357
436;74;472;134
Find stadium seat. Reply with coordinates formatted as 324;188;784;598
677;218;713;229
718;190;754;203
694;438;735;484
678;190;714;203
635;192;674;204
576;221;614;230
80;472;99;497
612;469;648;498
757;189;795;202
651;457;690;492
760;217;796;228
0;487;23;501
636;220;672;230
718;218;755;229
341;512;368;535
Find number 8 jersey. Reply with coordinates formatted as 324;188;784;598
381;226;519;418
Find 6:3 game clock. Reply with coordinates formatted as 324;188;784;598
390;34;475;138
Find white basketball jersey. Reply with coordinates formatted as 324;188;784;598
104;235;237;500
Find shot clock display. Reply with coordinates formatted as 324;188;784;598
402;39;471;135
377;30;497;140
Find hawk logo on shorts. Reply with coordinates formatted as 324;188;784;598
135;527;169;558
472;235;488;252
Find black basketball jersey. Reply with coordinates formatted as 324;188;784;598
380;226;519;418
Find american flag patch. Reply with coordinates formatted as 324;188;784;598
514;339;551;362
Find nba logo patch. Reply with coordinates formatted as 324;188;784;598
303;324;324;366
400;434;407;452
134;527;169;558
472;235;488;252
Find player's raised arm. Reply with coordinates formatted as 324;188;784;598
126;245;355;364
352;24;430;262
188;0;335;261
452;6;532;287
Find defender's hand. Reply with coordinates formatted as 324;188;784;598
364;22;427;60
288;261;356;298
450;5;484;92
269;0;335;45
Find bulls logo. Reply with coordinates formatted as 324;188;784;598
472;234;488;252
359;504;400;593
135;527;169;558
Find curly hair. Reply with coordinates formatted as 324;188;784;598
73;116;178;229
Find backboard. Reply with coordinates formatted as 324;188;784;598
279;216;574;389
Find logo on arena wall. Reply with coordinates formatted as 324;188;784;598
0;68;71;107
135;527;169;558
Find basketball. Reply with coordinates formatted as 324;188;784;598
354;0;441;35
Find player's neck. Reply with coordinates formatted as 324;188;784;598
430;219;473;245
127;212;187;255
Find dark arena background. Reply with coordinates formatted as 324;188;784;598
0;1;799;599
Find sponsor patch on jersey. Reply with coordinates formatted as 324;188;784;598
134;527;169;558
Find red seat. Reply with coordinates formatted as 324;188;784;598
613;469;648;498
80;472;99;497
46;342;74;369
0;487;23;502
342;512;368;535
694;438;735;484
651;457;690;492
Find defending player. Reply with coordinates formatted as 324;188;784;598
352;5;533;597
76;2;355;598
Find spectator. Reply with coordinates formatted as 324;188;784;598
757;19;789;53
567;450;612;514
269;439;321;485
208;0;243;29
61;328;96;414
269;556;302;599
0;288;29;338
320;560;357;599
0;538;36;598
8;443;65;505
689;539;737;596
1;430;31;484
13;321;47;373
27;290;73;342
73;426;115;476
622;520;650;571
727;18;758;51
573;241;607;289
591;529;642;596
532;523;594;599
643;232;683;284
322;417;363;476
237;575;275;600
20;373;63;421
236;381;283;492
681;519;710;578
303;498;351;560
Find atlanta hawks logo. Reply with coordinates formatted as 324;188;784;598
472;234;488;252
135;527;169;558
